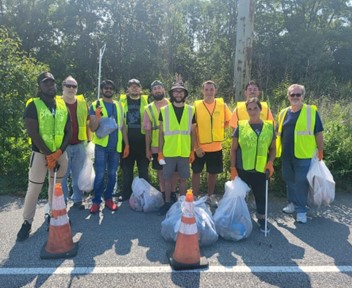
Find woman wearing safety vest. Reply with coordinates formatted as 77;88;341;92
277;84;324;224
230;97;276;233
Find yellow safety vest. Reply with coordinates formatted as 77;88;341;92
32;97;68;152
238;120;273;173
145;99;169;148
276;104;317;159
236;101;270;121
120;94;148;134
194;98;225;144
161;103;195;157
92;100;124;152
75;95;88;141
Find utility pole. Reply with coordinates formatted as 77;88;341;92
233;0;255;102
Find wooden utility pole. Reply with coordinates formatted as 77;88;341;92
234;0;255;102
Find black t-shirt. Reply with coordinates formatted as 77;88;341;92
159;104;196;124
126;97;145;145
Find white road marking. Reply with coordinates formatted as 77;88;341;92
0;265;352;275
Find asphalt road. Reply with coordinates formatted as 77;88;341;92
0;191;351;288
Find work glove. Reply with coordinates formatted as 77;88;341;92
123;145;130;158
230;167;238;180
189;152;195;164
195;147;205;158
46;157;56;169
265;161;274;178
317;150;323;161
158;152;166;165
46;149;62;163
95;107;102;120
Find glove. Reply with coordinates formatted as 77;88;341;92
265;161;274;178
46;149;62;162
95;107;102;120
123;145;130;158
46;157;56;169
317;150;323;161
189;152;195;164
195;147;205;158
230;167;238;180
158;152;166;165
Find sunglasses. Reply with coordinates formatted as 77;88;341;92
64;84;77;89
289;93;302;98
103;86;114;90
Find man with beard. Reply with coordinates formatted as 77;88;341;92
17;72;71;241
89;80;129;214
157;78;196;215
119;79;149;202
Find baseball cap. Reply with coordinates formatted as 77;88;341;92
37;72;55;85
151;80;164;89
128;79;141;87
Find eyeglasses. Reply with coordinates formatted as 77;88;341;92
103;86;114;90
289;93;302;98
64;84;77;89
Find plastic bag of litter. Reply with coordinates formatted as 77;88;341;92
78;142;96;192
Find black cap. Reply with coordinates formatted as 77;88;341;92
37;72;55;85
151;80;164;89
128;78;141;87
100;79;116;90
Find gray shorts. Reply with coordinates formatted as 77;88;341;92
163;157;190;179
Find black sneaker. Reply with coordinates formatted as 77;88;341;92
17;221;32;241
170;192;178;204
73;201;85;210
258;219;270;233
158;202;171;216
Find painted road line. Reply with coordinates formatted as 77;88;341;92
1;265;352;275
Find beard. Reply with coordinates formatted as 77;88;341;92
103;93;113;98
153;93;165;101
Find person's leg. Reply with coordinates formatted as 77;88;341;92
92;145;106;204
121;146;136;199
191;153;205;197
61;145;72;203
137;152;150;182
281;156;296;205
177;157;191;195
205;150;223;196
207;174;217;196
250;172;266;217
105;147;120;200
71;143;86;203
191;173;201;197
292;158;311;213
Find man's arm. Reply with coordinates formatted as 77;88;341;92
60;116;72;152
25;117;52;155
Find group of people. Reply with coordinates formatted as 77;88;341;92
16;71;324;242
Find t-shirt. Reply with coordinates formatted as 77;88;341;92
281;108;323;159
89;101;118;149
126;97;145;145
66;101;80;145
232;122;275;171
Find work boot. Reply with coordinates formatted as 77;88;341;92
17;221;32;241
105;199;118;211
170;192;177;204
90;203;100;214
258;219;270;233
158;202;171;216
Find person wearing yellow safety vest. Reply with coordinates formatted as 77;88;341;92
157;79;196;215
119;79;150;202
192;80;232;207
89;80;129;214
17;72;71;242
277;84;324;224
230;97;276;233
229;80;274;129
60;76;91;209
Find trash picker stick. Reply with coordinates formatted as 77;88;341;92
97;44;106;100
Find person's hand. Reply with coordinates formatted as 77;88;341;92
189;152;195;164
157;152;166;165
123;145;130;158
146;149;152;160
46;149;62;162
195;147;205;158
317;150;323;161
46;157;56;169
95;107;102;120
230;167;238;180
265;161;274;178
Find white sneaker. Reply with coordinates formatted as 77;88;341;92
296;212;307;224
282;202;295;214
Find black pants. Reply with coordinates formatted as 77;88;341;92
238;169;266;215
121;143;149;198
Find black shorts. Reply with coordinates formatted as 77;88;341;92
191;150;223;174
151;153;163;170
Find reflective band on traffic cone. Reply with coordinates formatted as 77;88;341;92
40;183;78;259
167;189;208;270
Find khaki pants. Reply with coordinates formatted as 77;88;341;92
22;151;68;224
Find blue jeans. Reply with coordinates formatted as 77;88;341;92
93;144;120;204
282;157;311;213
62;142;86;203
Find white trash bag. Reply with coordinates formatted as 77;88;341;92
213;178;252;241
307;154;335;207
78;142;95;192
161;196;218;247
129;177;164;212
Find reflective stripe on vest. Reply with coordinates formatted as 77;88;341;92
145;101;164;148
161;104;194;157
33;98;68;152
92;100;124;152
120;94;148;134
276;104;317;158
194;98;225;144
236;101;269;121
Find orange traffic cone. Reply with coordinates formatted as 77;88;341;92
167;189;209;270
40;183;78;259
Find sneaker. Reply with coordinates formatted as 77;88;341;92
73;201;85;210
282;202;295;214
296;212;307;224
105;199;118;211
258;219;270;233
17;221;32;241
90;203;100;214
158;202;171;216
118;195;129;202
170;192;178;203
